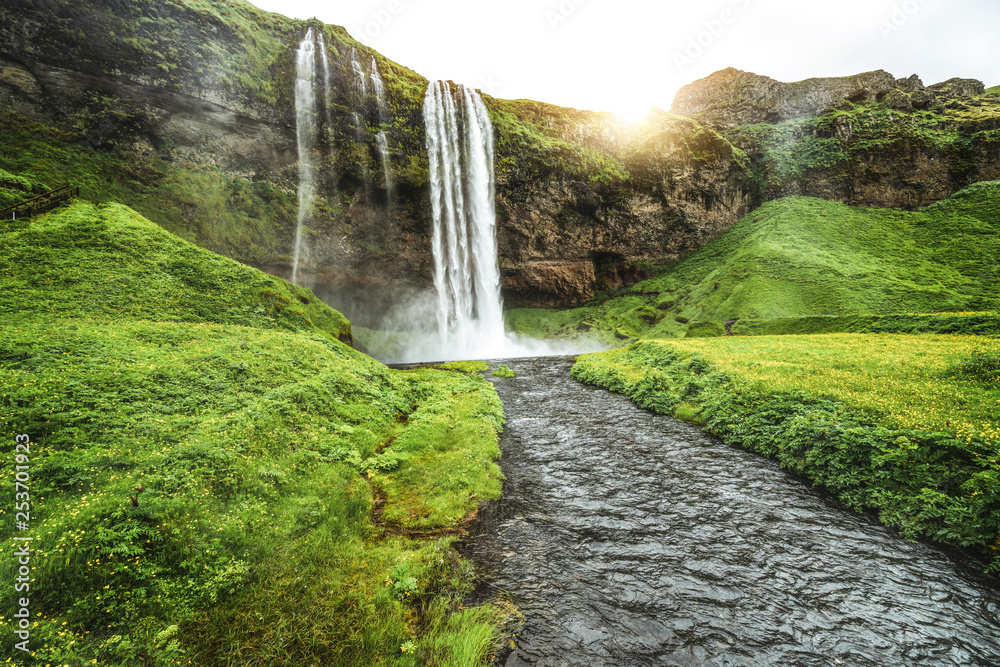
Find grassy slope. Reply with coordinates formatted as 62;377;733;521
1;200;351;342
573;337;1000;571
0;204;511;666
507;180;1000;341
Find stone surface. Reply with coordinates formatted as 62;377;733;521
671;68;898;128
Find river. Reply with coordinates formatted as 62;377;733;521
463;356;1000;666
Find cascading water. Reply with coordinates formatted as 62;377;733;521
369;57;392;195
375;131;391;195
350;48;368;98
348;48;371;192
316;31;332;127
423;81;507;358
291;28;318;285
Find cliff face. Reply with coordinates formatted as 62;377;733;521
672;68;900;128
1;0;998;321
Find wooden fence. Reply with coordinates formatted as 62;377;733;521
0;185;80;220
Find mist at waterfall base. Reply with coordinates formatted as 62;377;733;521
355;290;609;364
353;82;608;364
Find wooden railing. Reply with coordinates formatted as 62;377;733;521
0;185;80;220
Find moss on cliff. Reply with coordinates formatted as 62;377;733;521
487;97;631;193
0;0;299;109
0;110;299;266
728;96;1000;197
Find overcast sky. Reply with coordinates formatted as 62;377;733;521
249;0;999;122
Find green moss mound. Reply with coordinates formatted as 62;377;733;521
0;200;351;343
684;321;724;338
0;204;512;665
642;182;1000;322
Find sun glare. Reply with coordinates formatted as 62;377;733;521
611;104;654;125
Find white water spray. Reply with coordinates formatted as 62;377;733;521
291;28;317;285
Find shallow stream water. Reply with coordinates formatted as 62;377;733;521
463;356;1000;666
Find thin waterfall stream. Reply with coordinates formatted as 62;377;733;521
291;27;317;285
370;56;393;196
465;356;1000;666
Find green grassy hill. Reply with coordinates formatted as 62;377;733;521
507;180;1000;341
0;203;512;666
1;200;352;342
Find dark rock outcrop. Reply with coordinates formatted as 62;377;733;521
671;68;898;128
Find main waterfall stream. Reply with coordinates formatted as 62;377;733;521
465;357;1000;666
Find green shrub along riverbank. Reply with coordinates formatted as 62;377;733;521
572;336;1000;573
730;312;1000;337
0;203;514;665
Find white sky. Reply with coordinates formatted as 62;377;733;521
249;0;999;122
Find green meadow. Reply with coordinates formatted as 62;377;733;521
0;203;515;665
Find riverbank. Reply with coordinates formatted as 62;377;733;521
572;335;1000;572
0;203;512;665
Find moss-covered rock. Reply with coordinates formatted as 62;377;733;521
684;321;724;338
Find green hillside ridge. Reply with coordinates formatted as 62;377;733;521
0;200;352;344
0;204;514;665
730;312;1000;337
507;180;1000;342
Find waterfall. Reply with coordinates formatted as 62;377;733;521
423;81;506;357
317;31;332;128
375;131;391;196
350;48;368;98
292;27;318;285
369;57;392;195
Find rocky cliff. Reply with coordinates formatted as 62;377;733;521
1;0;998;323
